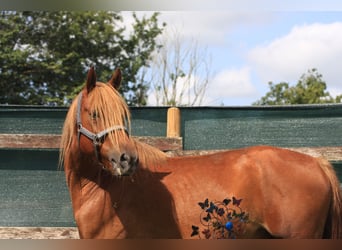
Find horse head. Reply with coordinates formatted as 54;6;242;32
74;67;138;176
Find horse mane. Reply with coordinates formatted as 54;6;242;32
134;139;167;169
59;82;167;170
59;92;78;170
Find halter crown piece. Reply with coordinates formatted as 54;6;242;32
76;93;128;160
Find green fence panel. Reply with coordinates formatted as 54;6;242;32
0;148;341;227
0;149;74;227
130;107;168;136
0;106;67;134
0;106;168;136
180;104;342;150
0;169;74;227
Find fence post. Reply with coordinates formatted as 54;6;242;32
167;107;181;138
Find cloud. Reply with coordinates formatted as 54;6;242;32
158;11;274;46
146;67;258;106
248;22;342;93
121;11;274;46
203;67;258;105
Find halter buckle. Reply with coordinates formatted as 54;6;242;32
93;135;103;146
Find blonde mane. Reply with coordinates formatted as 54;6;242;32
59;82;166;171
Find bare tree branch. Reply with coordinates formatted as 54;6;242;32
148;28;212;106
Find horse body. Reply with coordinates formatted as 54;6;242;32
66;145;340;239
60;67;342;239
162;146;334;238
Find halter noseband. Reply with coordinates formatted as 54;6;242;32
76;93;128;160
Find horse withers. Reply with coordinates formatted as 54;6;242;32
60;67;342;239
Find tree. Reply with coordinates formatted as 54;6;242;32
147;28;212;106
253;68;342;105
0;11;164;106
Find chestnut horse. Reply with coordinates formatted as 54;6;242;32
60;67;342;239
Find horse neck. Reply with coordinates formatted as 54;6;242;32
66;151;115;186
64;152;124;216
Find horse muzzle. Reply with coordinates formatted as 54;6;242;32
109;153;139;176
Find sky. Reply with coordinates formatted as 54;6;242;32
123;10;342;106
2;1;342;106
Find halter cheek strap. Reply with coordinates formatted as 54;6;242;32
76;93;128;160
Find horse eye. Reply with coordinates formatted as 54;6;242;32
90;111;99;120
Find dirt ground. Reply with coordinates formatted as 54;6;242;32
0;227;79;239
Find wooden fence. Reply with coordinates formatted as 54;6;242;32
0;104;341;238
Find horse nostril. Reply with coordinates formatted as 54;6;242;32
120;153;130;163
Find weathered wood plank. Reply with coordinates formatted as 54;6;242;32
285;147;342;162
0;134;182;152
0;134;340;160
167;146;342;162
0;227;79;239
0;134;61;149
135;136;182;152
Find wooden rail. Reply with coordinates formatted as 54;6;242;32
0;227;79;239
169;147;342;162
1;134;342;161
0;134;182;152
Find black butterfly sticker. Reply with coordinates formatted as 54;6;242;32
217;207;225;216
232;196;242;206
198;198;209;209
206;202;217;213
222;198;231;205
191;225;199;237
203;212;211;222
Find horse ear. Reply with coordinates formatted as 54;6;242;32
108;68;122;90
86;66;97;93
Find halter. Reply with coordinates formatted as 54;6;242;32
76;92;128;160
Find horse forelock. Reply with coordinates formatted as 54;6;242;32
84;83;167;169
86;82;131;136
59;82;167;171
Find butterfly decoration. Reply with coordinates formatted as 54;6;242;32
191;196;249;239
232;196;243;206
202;229;211;239
203;212;211;222
217;207;225;216
222;198;231;205
191;225;199;237
198;198;209;209
206;202;217;213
